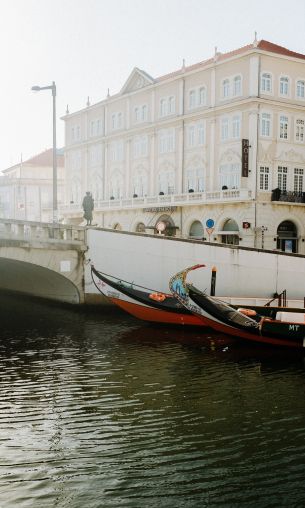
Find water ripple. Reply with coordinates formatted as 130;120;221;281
0;294;304;506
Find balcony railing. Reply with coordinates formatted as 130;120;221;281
271;189;305;204
61;188;253;214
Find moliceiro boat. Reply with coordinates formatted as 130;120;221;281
169;265;305;348
91;265;204;327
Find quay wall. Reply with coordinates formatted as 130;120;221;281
85;228;305;302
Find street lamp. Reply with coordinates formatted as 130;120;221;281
31;81;57;222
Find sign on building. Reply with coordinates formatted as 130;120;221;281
242;139;249;177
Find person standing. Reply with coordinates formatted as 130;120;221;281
82;191;94;226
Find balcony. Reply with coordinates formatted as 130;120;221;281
271;188;305;204
61;188;253;215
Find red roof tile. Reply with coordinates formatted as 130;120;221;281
26;148;64;167
257;39;305;60
156;40;305;82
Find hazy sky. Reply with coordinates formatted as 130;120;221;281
1;0;305;170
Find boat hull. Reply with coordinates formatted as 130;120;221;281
91;266;204;327
109;296;204;326
169;265;305;348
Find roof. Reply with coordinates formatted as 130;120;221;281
63;39;305;118
3;148;64;173
156;39;305;82
25;148;64;167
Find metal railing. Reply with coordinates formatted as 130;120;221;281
271;189;305;203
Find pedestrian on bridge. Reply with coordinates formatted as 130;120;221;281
82;192;94;226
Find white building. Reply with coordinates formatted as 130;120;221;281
62;38;305;254
0;149;64;222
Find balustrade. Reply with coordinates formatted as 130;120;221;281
0;219;85;245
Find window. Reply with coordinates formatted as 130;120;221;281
261;73;272;93
189;90;196;109
259;166;270;190
221;118;229;140
159;129;175;154
296;119;305;143
142;105;148;121
110;141;124;162
232;115;240;138
297;80;305;99
135;107;140;122
294;168;304;192
222;79;230;98
186;169;204;192
261;113;271;137
110;172;123;199
187;122;205;147
279;115;288;139
90;119;102;137
158;170;175;194
189;87;206;109
133;172;148;197
277;166;288;191
133;136;148;158
188;126;195;147
160;96;175;117
111;112;123;130
168;96;175;114
280;76;289;96
233;76;242;96
197;123;205;145
219;164;240;189
199;87;206;105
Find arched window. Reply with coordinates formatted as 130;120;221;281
261;73;272;93
198;86;206;105
189;220;204;239
221;219;239;245
158;170;175;195
168;96;175;114
89;173;103;203
71;177;81;205
297;80;305;99
277;221;298;253
160;99;167;117
222;79;230;98
280;76;289;96
233;76;241;96
132;169;148;197
186;169;204;192
109;170;123;199
189;90;196;109
136;222;146;233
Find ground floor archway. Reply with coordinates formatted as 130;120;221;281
277;220;298;253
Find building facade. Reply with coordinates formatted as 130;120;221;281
62;38;305;254
0;149;64;222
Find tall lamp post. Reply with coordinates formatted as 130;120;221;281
31;81;57;223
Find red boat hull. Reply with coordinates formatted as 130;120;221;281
110;297;204;326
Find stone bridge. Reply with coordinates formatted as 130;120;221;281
0;219;87;304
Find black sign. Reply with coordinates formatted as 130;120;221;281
242;139;249;177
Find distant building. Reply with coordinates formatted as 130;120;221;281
62;38;305;253
0;149;64;222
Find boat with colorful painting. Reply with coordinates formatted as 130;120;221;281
169;265;305;348
91;265;204;326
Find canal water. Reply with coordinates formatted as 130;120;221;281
1;293;305;507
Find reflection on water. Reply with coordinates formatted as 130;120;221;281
0;292;305;507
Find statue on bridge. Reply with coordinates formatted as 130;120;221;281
82;192;94;226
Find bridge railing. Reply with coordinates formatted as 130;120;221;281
0;219;86;245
